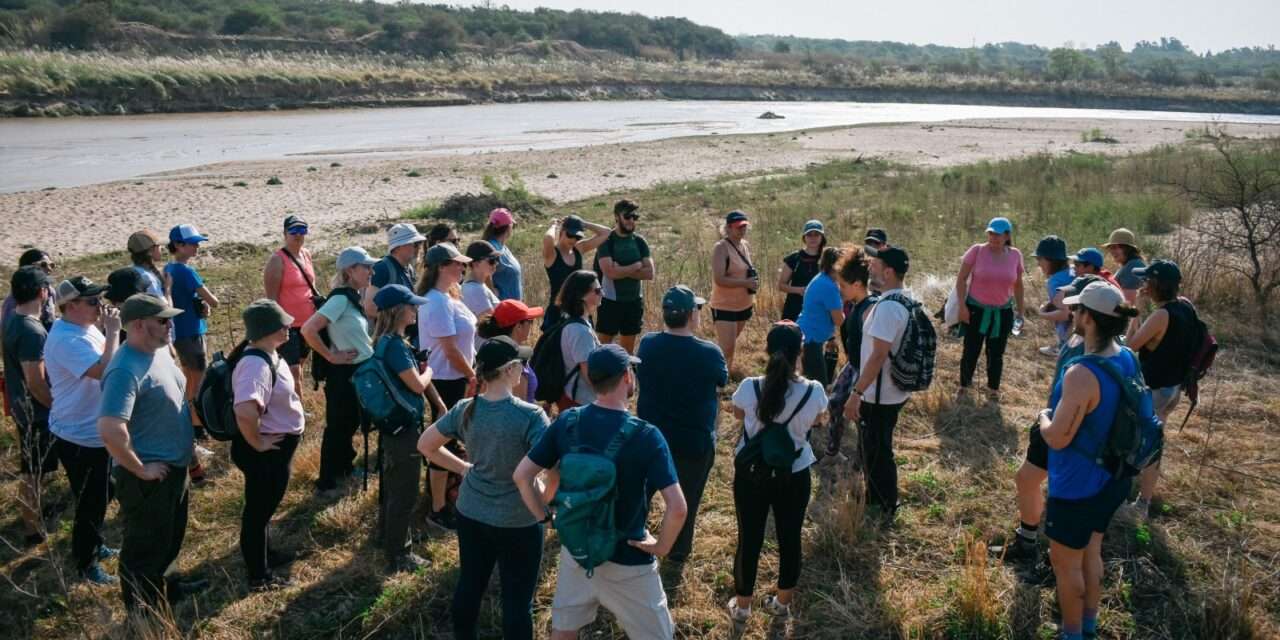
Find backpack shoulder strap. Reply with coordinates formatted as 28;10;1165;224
563;407;583;450
603;416;642;460
781;383;816;427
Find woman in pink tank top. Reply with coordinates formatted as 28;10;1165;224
263;215;319;399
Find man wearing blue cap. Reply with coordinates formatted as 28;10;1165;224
514;343;686;640
165;225;219;446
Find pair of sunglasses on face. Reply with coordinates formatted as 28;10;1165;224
288;227;309;236
622;213;641;221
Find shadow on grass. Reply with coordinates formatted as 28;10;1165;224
933;396;1017;471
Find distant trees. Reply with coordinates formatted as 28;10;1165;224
220;7;281;36
1047;47;1095;81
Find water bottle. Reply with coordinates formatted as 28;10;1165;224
1011;316;1024;337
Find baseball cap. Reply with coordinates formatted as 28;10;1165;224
561;215;587;239
488;208;516;227
10;265;51;297
865;244;910;275
120;293;183;324
725;210;749;228
242;299;294;342
865;228;888;245
105;267;147;304
986;217;1013;235
1071;247;1105;269
127;230;162;254
55;276;108;306
661;285;705;313
1032;235;1068;261
425;242;472;267
613;199;639;215
169;224;209;245
336;246;378;271
1102;228;1138;249
1063;281;1125;317
1056;274;1103;298
586;344;641;383
465;240;498;261
493;299;545;327
283;215;308;233
1133;259;1181;283
475;335;533;374
387;222;427;251
802;220;826;236
373;284;429;310
766;321;803;355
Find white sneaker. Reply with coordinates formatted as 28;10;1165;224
763;595;791;617
1038;345;1058;357
725;597;751;624
194;444;215;459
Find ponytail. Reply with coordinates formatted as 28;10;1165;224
460;362;513;429
757;347;799;424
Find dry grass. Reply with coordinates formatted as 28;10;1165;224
2;140;1279;638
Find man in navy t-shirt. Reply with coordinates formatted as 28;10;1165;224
636;285;727;562
515;344;686;640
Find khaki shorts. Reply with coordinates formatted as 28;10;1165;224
551;547;674;640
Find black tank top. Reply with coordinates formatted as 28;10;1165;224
546;247;583;307
1139;299;1196;388
781;249;821;321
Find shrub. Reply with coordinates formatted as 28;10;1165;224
46;4;114;50
221;7;282;36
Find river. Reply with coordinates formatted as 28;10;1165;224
4;100;1280;194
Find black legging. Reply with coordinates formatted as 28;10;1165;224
231;434;300;581
317;364;369;491
959;302;1013;390
733;466;812;596
427;378;468;473
452;513;544;640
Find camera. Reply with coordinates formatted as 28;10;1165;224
745;265;759;295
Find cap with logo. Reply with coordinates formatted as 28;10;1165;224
561;215;587;239
1063;281;1125;317
865;228;888;245
106;267;148;304
120;293;183;324
373;284;429;310
1133;259;1181;283
1071;247;1105;269
425;242;472;267
1032;235;1068;261
587;343;641;383
336;246;378;271
986;217;1013;235
243;299;294;342
127;230;163;254
387;222;427;251
476;335;534;374
169;224;209;245
802;220;826;236
488;208;516;228
493;299;545;327
661;284;705;313
1102;228;1138;249
55;276;108;306
725;210;749;228
865;244;910;275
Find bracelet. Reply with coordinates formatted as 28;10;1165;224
851;389;863;398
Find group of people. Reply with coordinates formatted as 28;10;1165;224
1;201;1206;640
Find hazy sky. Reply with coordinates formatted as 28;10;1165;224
483;0;1278;52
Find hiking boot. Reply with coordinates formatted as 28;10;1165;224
387;552;430;574
763;595;791;617
82;563;119;586
990;533;1038;565
427;507;458;531
986;389;1002;404
725;597;751;624
267;549;297;568
249;574;295;593
97;545;120;561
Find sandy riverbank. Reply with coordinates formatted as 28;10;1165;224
3;116;1278;262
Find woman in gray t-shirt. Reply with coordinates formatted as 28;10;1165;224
417;336;553;640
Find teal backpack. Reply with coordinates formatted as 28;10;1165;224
352;335;422;435
1065;350;1164;478
551;408;642;577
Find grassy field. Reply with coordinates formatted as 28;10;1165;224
2;138;1278;639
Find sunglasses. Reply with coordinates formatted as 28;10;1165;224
287;227;309;236
76;297;101;307
36;260;55;271
622;213;641;221
484;256;500;265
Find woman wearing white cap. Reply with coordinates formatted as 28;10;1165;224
954;216;1025;402
302;247;379;493
484;208;523;301
1037;281;1139;640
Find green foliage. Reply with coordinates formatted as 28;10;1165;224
221;7;282;36
1081;128;1119;144
45;3;114;50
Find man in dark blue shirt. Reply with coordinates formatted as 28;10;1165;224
636;285;727;562
515;344;686;640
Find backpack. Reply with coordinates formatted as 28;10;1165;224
309;287;364;388
735;380;815;482
1176;300;1217;431
550;408;642;577
1066;350;1164;478
877;292;937;393
352;335;422;435
196;346;276;442
530;316;589;404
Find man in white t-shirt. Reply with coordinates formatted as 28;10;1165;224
45;276;122;585
844;246;913;518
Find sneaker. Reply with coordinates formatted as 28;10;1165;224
986;389;1001;404
194;444;215;459
387;552;430;574
1039;345;1059;357
427;507;458;531
763;595;791;617
97;545;120;561
267;549;297;568
989;533;1038;565
1118;498;1152;522
725;597;751;624
249;574;294;593
82;563;119;586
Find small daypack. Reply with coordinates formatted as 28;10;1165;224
196;345;276;442
1176;300;1217;430
551;408;642;577
1067;350;1164;478
353;335;422;434
735;380;815;481
878;292;937;392
530;316;589;404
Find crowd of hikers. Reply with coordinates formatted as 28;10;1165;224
0;202;1216;640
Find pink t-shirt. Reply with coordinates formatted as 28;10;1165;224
962;244;1024;307
232;352;305;436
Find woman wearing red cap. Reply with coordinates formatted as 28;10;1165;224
710;211;758;375
478;300;545;403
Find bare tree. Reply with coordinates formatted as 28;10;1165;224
1172;131;1280;346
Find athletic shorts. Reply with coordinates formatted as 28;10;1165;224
1148;385;1180;465
550;547;675;640
173;335;207;371
12;414;59;476
595;297;644;337
711;306;754;323
1045;474;1131;550
279;327;311;367
1025;422;1049;470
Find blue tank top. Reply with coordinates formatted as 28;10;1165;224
1046;348;1137;500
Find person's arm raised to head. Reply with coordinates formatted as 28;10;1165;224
576;221;613;253
542;220;560;268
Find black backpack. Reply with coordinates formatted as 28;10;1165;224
196;345;277;442
735;380;815;482
310;287;364;388
530;316;590;404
